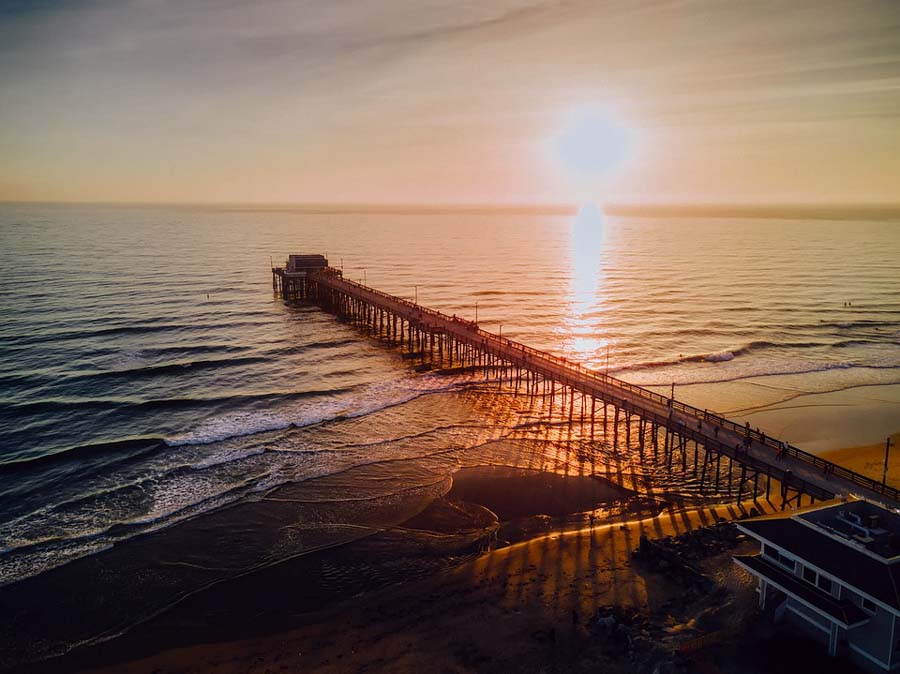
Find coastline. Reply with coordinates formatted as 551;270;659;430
70;499;773;674
16;461;781;674
9;432;898;674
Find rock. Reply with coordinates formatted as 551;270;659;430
596;614;617;629
639;534;651;555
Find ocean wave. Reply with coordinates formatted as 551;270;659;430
266;338;358;356
1;399;125;415
822;319;900;330
0;388;368;498
164;376;463;446
0;323;193;346
832;338;900;348
121;343;253;358
610;348;736;373
191;445;268;470
0;317;277;347
81;355;269;379
703;351;735;362
0;405;469;586
632;363;900;388
1;388;364;419
338;422;494;450
0;437;170;511
132;388;359;411
609;338;883;375
0;477;262;587
0;436;165;473
0;444;278;558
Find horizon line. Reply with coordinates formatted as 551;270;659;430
3;200;900;219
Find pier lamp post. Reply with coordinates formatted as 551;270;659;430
884;436;894;487
363;269;367;286
475;301;478;325
414;285;418;305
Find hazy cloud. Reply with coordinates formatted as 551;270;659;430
2;0;899;203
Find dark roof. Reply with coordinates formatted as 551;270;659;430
286;254;328;271
799;501;900;560
734;554;870;627
739;517;900;611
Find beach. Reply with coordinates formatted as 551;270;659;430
821;432;900;484
9;455;853;674
28;418;900;674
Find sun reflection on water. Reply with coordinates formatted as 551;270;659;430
562;203;612;368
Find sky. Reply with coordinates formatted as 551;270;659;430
1;0;899;205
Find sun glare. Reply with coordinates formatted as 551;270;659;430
561;203;611;366
552;106;636;179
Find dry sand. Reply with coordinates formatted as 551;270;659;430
821;431;900;486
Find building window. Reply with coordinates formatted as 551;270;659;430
862;597;877;614
798;565;834;595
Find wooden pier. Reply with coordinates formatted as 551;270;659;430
273;259;900;509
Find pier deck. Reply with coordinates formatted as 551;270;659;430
273;263;900;509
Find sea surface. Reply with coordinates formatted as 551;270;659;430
1;202;899;662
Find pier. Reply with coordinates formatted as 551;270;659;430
273;257;900;509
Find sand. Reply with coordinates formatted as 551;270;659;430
24;443;890;674
821;431;900;486
72;497;775;674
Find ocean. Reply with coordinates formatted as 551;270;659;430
1;202;899;664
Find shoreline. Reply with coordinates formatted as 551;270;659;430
15;462;780;674
8;431;896;674
71;500;776;674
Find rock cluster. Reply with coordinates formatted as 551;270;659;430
632;520;746;588
589;605;691;672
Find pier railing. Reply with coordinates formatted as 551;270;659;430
310;268;900;503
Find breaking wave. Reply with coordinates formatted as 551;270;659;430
610;338;896;376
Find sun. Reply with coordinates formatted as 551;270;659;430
551;105;636;179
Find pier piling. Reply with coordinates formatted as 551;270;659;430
271;258;900;508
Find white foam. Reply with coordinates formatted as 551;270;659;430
627;358;867;387
704;351;735;362
189;445;268;469
164;374;459;447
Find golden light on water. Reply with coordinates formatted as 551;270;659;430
551;106;632;366
562;203;613;367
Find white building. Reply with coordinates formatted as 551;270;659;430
735;500;900;671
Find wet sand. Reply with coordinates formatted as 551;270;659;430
18;462;793;674
73;500;775;674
